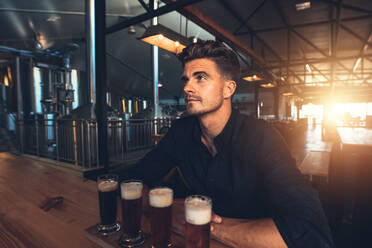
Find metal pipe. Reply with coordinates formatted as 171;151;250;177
152;0;160;123
0;45;33;57
86;0;96;106
0;7;134;17
91;0;109;168
56;121;59;161
15;56;24;152
81;120;85;167
35;118;39;156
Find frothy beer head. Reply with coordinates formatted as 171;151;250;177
98;180;118;192
121;181;143;200
149;187;173;208
185;196;212;225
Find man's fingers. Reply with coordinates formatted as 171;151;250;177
212;213;222;223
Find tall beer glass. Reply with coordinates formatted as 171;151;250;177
185;195;212;248
119;180;145;247
97;174;120;235
149;187;173;248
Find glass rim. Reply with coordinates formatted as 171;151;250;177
97;173;118;181
149;186;173;195
185;195;212;204
120;179;143;185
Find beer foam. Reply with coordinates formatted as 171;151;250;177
121;181;143;200
98;180;118;192
149;188;173;208
185;198;212;225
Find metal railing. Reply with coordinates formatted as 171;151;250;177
19;117;174;169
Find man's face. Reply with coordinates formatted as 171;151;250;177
181;58;226;116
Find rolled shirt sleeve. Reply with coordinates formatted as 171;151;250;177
258;126;333;248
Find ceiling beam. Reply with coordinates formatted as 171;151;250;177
315;0;372;15
162;0;267;66
236;14;372;34
138;0;151;13
233;0;267;34
340;24;372;47
106;0;202;34
0;7;134;17
267;53;372;68
214;0;305;85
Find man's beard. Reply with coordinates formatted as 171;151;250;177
186;99;224;116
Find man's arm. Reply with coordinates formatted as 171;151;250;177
257;125;333;248
114;123;178;186
211;215;287;248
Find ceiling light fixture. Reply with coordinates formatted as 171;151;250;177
261;82;275;88
305;64;312;73
282;92;294;96
47;16;61;22
295;2;311;11
139;24;190;54
243;74;263;82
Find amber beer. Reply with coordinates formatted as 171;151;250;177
97;174;120;235
119;180;145;247
149;187;173;248
185;195;212;248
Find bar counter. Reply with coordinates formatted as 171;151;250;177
0;153;230;248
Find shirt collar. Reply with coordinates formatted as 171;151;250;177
191;109;240;152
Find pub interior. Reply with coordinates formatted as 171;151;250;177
0;0;372;247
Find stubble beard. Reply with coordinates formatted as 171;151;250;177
186;98;224;117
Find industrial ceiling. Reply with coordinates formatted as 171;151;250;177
0;0;371;103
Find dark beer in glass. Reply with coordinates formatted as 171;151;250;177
149;187;173;248
97;174;120;235
119;180;145;247
185;195;212;248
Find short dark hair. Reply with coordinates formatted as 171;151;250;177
178;40;241;82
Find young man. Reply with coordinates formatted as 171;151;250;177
120;41;333;248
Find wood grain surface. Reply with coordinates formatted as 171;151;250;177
0;153;230;248
0;152;101;248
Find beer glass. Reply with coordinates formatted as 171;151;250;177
185;195;212;248
97;174;120;235
119;180;145;247
149;187;174;248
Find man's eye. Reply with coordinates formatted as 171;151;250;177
197;75;206;81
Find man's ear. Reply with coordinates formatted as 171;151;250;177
223;80;237;99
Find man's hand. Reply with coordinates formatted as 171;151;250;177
210;213;222;231
210;216;287;248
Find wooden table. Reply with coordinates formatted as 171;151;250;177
0;152;101;248
298;151;330;181
329;128;372;245
0;153;230;248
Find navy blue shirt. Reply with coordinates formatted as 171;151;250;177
121;110;333;248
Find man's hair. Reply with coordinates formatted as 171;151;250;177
178;40;241;82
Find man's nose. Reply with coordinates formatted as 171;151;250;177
183;80;194;94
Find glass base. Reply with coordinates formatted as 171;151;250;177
152;241;173;248
119;231;146;247
97;222;120;236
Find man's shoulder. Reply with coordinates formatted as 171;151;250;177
236;112;270;134
170;115;198;132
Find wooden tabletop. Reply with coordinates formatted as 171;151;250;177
337;127;372;146
0;153;230;248
299;151;330;181
0;152;101;248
